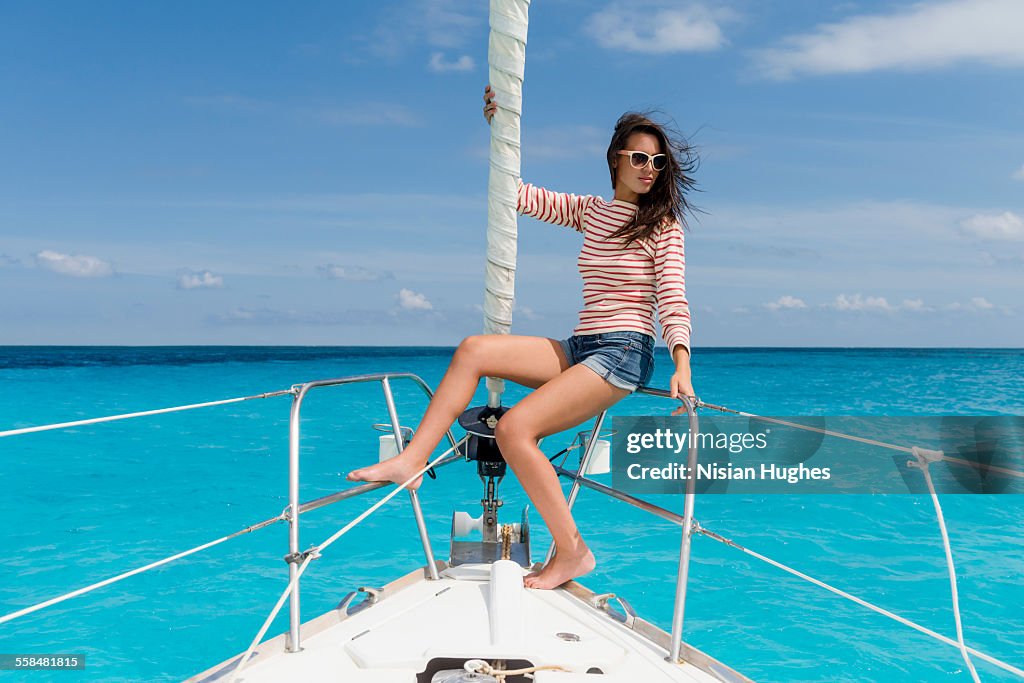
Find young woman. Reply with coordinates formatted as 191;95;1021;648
348;85;698;590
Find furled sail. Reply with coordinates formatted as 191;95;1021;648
483;0;530;407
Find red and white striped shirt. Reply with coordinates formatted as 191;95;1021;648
517;181;691;355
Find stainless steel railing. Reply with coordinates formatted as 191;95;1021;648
282;372;464;651
555;386;699;664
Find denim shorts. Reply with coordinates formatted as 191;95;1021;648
557;331;656;392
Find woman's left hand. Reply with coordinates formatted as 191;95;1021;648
671;374;696;417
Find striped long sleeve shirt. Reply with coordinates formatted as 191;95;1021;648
517;180;692;355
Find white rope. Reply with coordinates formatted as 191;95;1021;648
228;440;463;683
696;526;1023;679
0;389;293;438
911;448;982;682
0;515;282;626
474;661;570;680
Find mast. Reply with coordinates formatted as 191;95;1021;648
483;0;530;408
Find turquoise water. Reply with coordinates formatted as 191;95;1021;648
1;346;1022;682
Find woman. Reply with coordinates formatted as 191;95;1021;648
348;85;697;590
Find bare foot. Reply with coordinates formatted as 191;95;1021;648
523;545;596;590
346;453;427;490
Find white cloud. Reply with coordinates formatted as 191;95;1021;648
177;270;224;290
829;293;896;312
970;296;994;310
584;2;732;54
754;0;1024;79
35;250;113;278
945;297;999;313
900;298;933;312
319;264;392;281
361;0;483;60
398;288;433;311
513;301;540;320
428;52;475;73
961;211;1024;241
763;295;807;311
825;294;1001;314
1012;165;1024;181
420;0;480;49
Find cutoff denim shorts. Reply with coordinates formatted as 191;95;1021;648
557;330;656;393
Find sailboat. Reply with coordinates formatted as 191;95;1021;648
187;3;747;680
3;2;1022;682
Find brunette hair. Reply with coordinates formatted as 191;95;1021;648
605;112;700;245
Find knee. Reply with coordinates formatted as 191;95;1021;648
454;334;487;364
494;410;535;451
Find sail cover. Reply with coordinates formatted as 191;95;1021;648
484;0;530;403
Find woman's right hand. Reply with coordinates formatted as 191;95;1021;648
483;84;497;124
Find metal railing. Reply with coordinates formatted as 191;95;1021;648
4;373;1023;681
282;372;464;651
554;386;699;664
551;387;1023;681
0;372;465;655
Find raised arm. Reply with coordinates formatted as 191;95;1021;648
484;85;593;234
517;179;593;234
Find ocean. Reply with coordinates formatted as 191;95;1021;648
1;346;1022;682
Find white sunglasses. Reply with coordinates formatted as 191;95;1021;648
618;150;668;171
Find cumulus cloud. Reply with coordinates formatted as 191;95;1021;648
763;295;807;311
754;0;1024;79
584;2;733;54
360;0;483;60
428;52;474;73
970;296;994;310
828;294;897;312
318;264;393;281
177;270;224;290
34;250;113;277
944;297;1001;313
513;301;540;320
398;288;433;311
961;211;1024;241
899;298;933;312
824;294;1000;314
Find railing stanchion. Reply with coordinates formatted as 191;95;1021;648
668;396;699;663
286;385;307;653
545;410;608;565
381;377;440;580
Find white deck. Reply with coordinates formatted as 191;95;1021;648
189;562;750;683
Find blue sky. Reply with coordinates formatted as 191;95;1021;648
1;0;1021;347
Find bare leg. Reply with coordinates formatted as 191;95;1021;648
494;364;630;589
347;334;569;489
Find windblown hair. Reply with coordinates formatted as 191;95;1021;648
605;112;700;245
